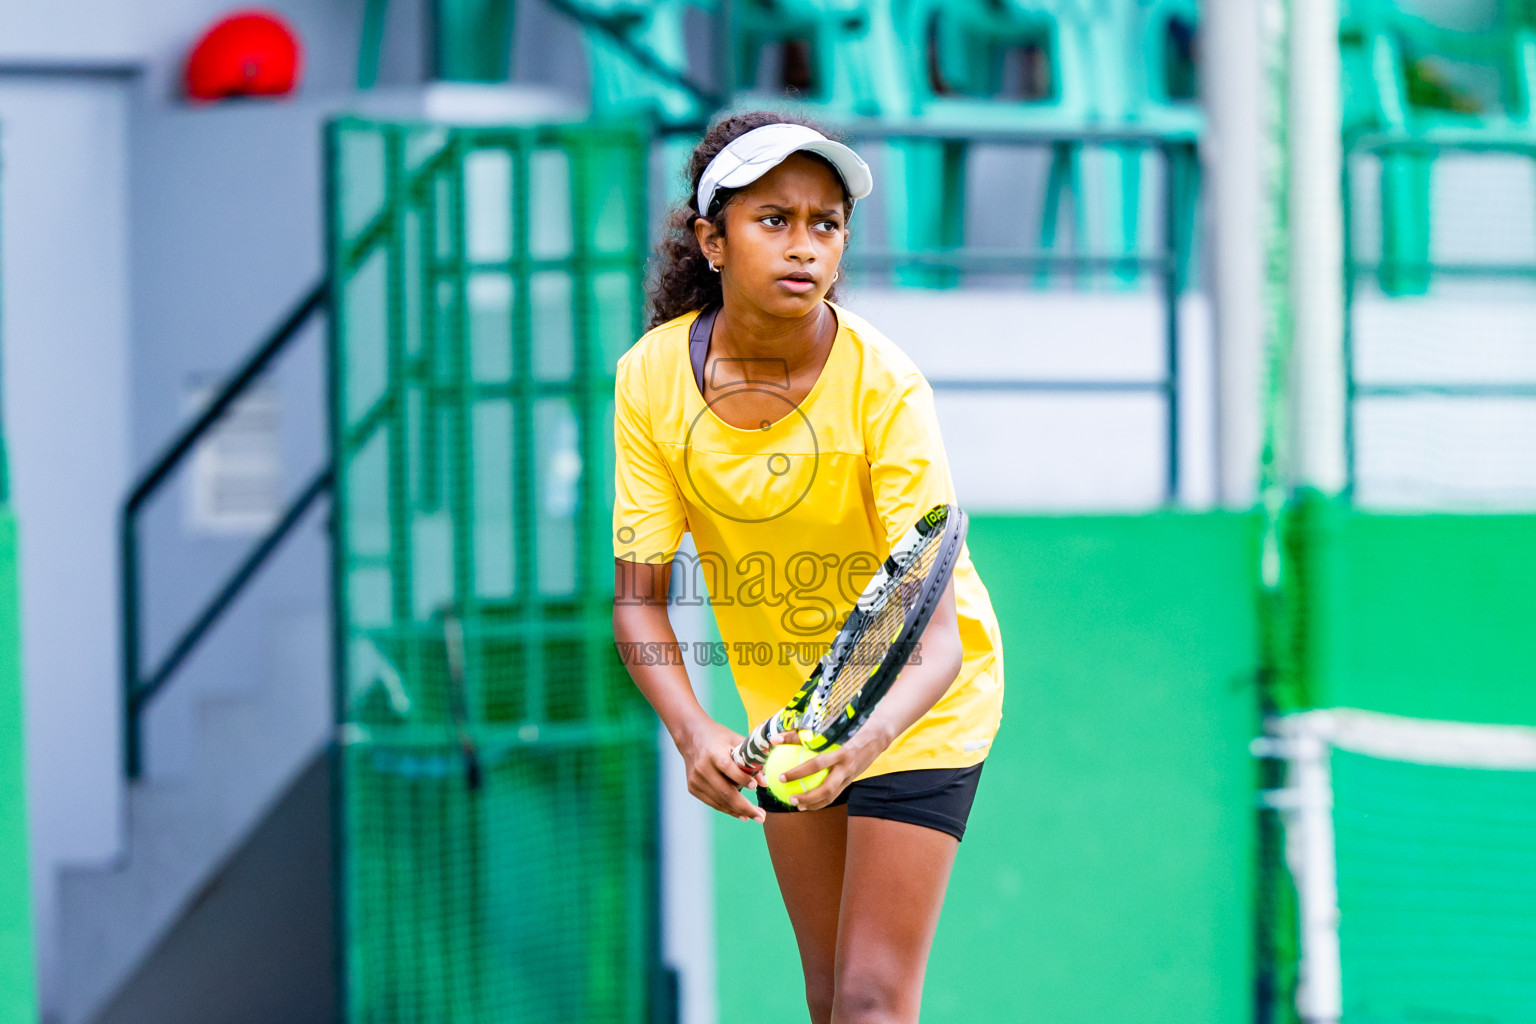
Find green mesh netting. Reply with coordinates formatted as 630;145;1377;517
328;117;660;1023
1331;747;1536;1023
341;721;658;1024
1259;7;1536;1023
1342;144;1536;512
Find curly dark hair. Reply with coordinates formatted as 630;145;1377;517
645;109;855;328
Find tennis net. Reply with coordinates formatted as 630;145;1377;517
1257;708;1536;1024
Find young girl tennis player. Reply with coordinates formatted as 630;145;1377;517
611;111;1005;1024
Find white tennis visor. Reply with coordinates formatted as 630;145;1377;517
696;122;873;217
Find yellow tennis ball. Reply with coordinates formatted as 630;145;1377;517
764;742;828;804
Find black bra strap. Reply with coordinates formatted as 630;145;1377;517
689;305;720;396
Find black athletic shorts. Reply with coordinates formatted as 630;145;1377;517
756;762;985;842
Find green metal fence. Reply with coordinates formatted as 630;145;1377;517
327;116;662;1024
0;131;38;1022
0;505;37;1024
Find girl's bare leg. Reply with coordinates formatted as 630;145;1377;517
831;817;959;1024
763;807;849;1024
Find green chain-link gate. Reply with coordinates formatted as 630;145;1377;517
327;116;662;1024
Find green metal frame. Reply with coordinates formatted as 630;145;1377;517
329;118;650;667
0;507;35;1024
327;116;663;1024
0;125;39;1021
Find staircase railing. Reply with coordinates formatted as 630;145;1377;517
120;281;333;779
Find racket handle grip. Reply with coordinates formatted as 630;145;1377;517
733;719;776;775
730;741;756;775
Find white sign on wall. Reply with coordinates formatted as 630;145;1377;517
184;380;281;535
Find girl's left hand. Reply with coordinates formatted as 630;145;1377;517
768;727;890;811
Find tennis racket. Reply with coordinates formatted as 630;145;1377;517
731;503;968;774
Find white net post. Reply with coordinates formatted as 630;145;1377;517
1261;717;1345;1024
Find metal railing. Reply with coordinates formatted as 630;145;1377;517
120;281;333;779
826;125;1196;504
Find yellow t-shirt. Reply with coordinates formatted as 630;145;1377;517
612;302;1004;777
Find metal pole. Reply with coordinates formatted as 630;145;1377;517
1164;142;1183;506
323;121;352;1024
1285;728;1343;1024
121;511;142;779
1290;0;1348;497
1203;0;1268;508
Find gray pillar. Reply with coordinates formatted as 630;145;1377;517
1202;0;1267;508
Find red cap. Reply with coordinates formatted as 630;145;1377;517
184;10;302;102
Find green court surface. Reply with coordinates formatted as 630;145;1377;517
714;511;1261;1024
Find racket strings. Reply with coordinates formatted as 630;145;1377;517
806;533;944;734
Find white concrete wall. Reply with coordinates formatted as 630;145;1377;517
0;2;377;1015
843;288;1218;511
0;0;372;91
0;76;135;1018
0;2;140;63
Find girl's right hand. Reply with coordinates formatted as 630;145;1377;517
677;717;766;823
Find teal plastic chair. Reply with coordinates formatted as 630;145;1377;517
357;0;696;117
572;0;905;208
433;0;516;81
569;0;708;125
575;0;908;202
909;0;1097;127
1121;0;1202;287
1125;0;1199;133
1341;0;1536;295
562;0;713;196
895;0;1202;289
730;0;907;118
889;0;1100;287
359;0;516;86
1031;0;1200;287
1070;0;1201;287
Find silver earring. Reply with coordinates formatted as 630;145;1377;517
833;271;840;283
709;262;721;273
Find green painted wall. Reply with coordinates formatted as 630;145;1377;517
1281;495;1536;725
712;512;1262;1024
0;507;37;1023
